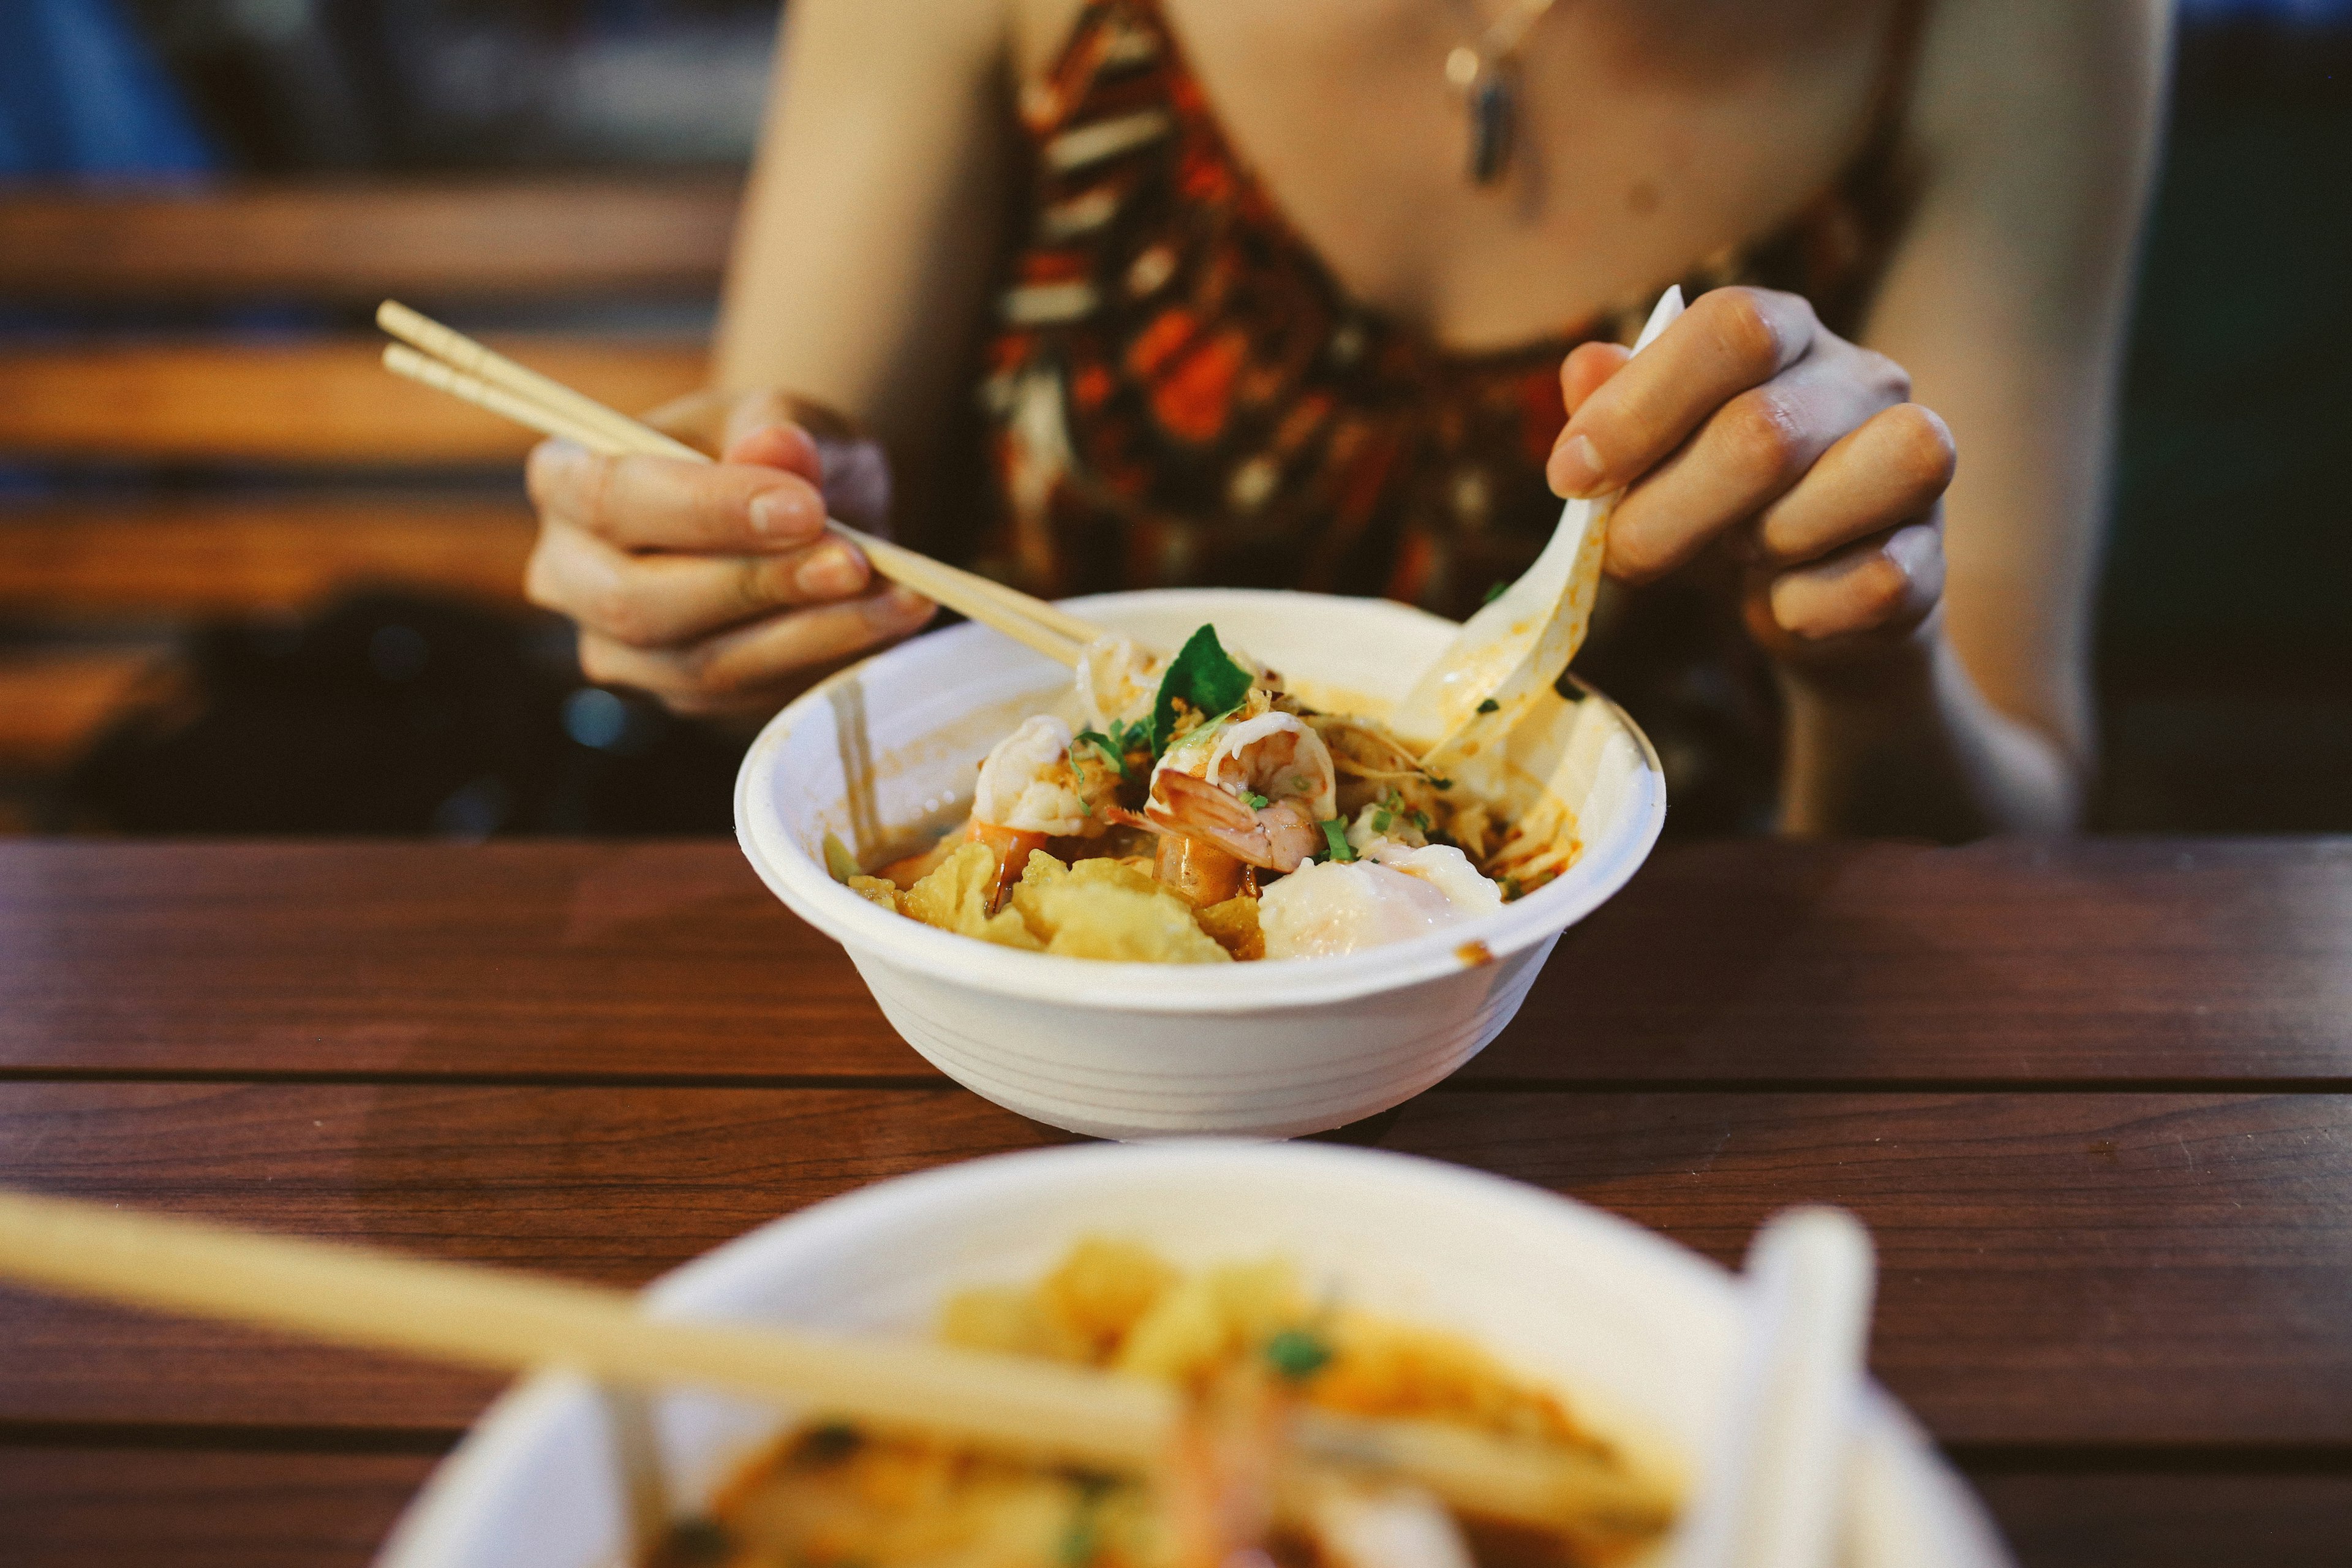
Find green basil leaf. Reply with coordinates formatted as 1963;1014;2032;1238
1151;624;1255;756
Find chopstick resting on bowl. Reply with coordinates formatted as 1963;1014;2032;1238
0;1187;1673;1536
376;301;1106;669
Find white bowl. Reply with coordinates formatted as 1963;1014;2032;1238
378;1142;2011;1568
736;589;1667;1140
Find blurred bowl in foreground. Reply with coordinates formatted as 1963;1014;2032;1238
377;1141;2010;1568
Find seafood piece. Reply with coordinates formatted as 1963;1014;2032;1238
975;715;1099;837
1259;861;1458;959
1155;832;1246;907
968;714;1112;901
1077;635;1166;731
1139;708;1339;873
1365;842;1505;915
1257;846;1498;960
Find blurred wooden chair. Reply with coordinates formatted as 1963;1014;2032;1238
0;179;729;827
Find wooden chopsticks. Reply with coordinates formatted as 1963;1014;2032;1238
0;1186;1675;1535
376;301;1105;668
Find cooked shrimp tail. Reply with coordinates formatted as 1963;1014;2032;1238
1150;772;1326;873
1156;832;1247;907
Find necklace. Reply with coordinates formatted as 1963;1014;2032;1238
1444;0;1561;186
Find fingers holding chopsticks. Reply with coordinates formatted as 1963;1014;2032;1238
575;588;936;717
526;438;832;552
526;415;938;710
527;518;876;646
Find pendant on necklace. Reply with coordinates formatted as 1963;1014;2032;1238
1447;45;1515;186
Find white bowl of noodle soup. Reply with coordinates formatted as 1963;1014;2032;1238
734;589;1667;1140
377;1142;2012;1568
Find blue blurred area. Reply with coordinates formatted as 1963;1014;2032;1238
0;0;213;176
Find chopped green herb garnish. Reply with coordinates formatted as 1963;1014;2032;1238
1411;810;1431;832
1371;808;1392;833
1500;875;1523;901
1476;697;1501;714
1319;818;1355;862
1240;790;1269;810
1432;777;1453;791
1481;579;1512;606
1152;625;1256;756
1264;1327;1333;1381
1072;728;1135;782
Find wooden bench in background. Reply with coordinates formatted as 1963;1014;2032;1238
0;179;732;825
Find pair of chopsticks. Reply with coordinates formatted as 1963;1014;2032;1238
375;301;1106;668
0;1187;1673;1536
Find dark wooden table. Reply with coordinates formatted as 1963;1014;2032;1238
2;837;2348;1567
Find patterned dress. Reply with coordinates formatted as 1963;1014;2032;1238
973;0;1920;832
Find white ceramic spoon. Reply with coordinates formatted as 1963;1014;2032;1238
1392;285;1684;766
1667;1206;1877;1568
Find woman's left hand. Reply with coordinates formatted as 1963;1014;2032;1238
1547;286;1956;674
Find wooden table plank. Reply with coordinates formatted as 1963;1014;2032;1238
0;843;911;1082
1967;1472;2352;1568
5;839;2345;1085
1477;835;2352;1087
6;1081;2350;1447
0;1449;437;1568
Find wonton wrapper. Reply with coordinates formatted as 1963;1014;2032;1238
1194;894;1264;961
900;842;1041;951
1011;851;1229;963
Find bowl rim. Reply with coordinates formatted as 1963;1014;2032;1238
734;588;1667;1011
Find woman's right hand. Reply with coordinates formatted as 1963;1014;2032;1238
523;389;937;719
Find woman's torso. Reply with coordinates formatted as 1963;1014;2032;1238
976;0;1920;831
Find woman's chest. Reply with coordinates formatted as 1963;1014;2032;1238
1011;0;1899;350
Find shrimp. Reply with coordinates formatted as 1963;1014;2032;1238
1140;710;1338;874
967;714;1107;902
1155;824;1246;907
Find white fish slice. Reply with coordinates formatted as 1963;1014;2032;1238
1393;285;1684;766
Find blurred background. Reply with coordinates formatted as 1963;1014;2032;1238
0;0;2344;838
